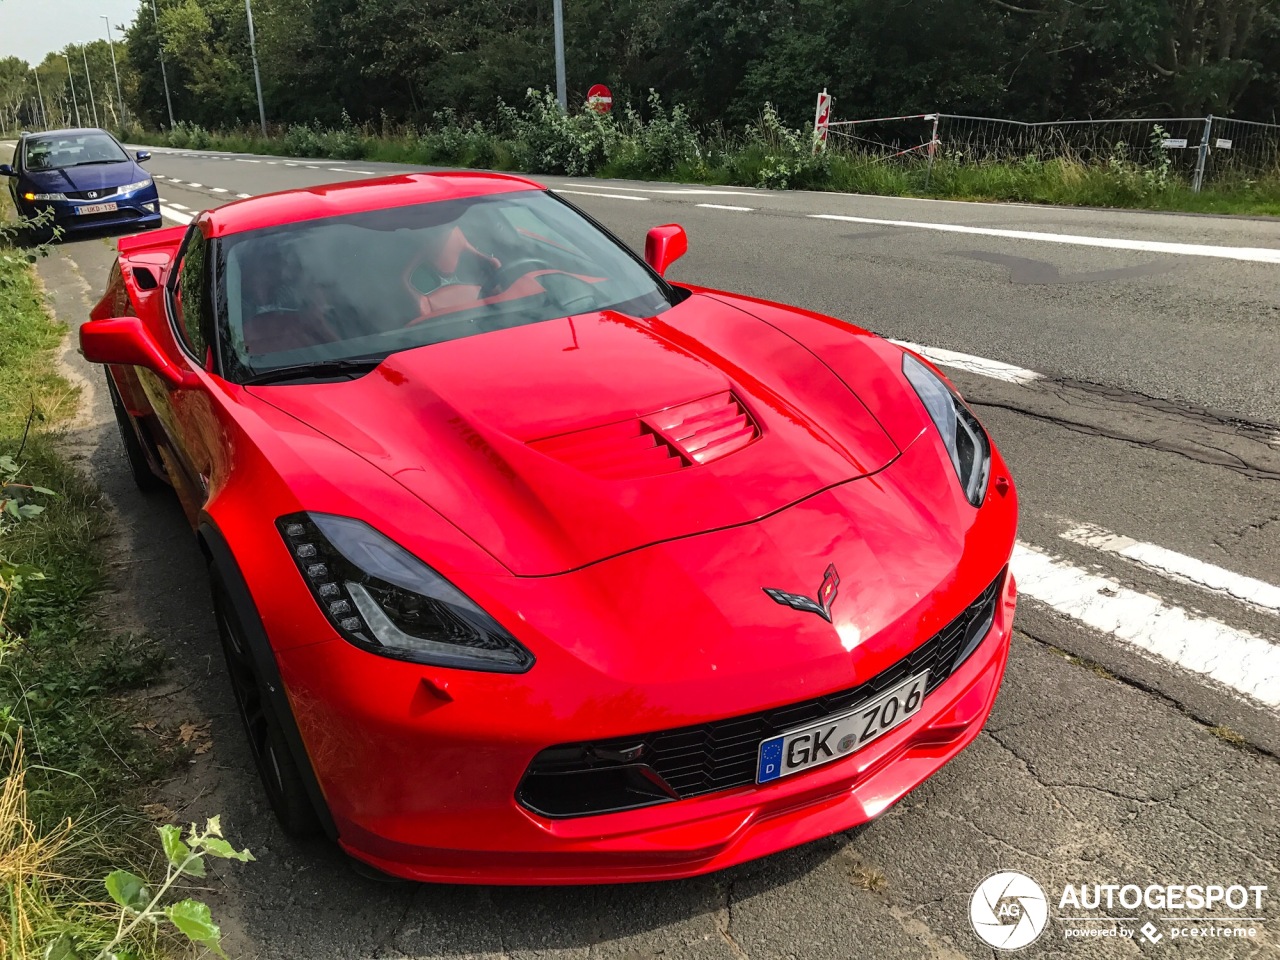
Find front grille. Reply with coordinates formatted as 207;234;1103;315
65;187;119;201
519;570;1004;818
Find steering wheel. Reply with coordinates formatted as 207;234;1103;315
479;257;554;298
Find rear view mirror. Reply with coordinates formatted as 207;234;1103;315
136;150;152;163
80;316;196;389
0;164;14;177
644;224;688;277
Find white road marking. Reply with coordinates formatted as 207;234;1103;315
348;170;377;175
1010;543;1280;708
810;214;1280;264
210;187;228;193
563;183;758;197
160;205;193;224
890;339;1043;385
167;178;182;184
166;202;188;210
234;158;261;163
305;165;319;169
697;203;754;212
328;168;350;173
1061;522;1280;614
553;189;649;202
266;161;279;165
236;193;252;199
152;174;166;179
186;182;203;188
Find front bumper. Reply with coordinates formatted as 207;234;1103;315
276;570;1017;884
20;190;162;234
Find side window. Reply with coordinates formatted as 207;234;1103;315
172;233;209;360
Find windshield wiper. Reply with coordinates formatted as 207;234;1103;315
63;159;129;167
240;357;384;386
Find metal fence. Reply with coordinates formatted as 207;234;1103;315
815;101;1280;190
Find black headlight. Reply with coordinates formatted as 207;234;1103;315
902;353;991;506
277;513;534;673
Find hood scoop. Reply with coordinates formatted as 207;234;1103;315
530;391;760;481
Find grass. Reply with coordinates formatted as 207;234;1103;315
125;100;1280;217
0;208;178;959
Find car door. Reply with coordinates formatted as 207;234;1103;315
148;225;224;524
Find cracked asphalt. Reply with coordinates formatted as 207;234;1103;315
23;148;1280;958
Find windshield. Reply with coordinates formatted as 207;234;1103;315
24;132;128;170
215;190;674;382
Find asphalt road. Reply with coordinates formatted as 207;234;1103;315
15;142;1280;959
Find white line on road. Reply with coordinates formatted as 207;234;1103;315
166;202;188;210
186;182;203;188
697;203;754;212
553;189;650;202
328;168;349;173
1011;543;1280;708
1061;522;1280;614
236;193;252;199
305;165;319;169
348;170;377;175
160;205;193;224
563;183;759;197
210;187;228;193
890;339;1044;385
810;214;1280;264
234;158;261;163
167;179;182;184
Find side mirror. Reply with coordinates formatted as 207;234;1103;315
136;150;151;163
0;164;14;177
644;224;687;278
80;316;197;389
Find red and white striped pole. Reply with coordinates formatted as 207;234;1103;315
813;88;832;153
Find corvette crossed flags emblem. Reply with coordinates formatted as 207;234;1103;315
763;564;841;623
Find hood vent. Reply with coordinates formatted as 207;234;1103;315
531;391;759;481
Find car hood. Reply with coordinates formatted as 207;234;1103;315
253;293;903;576
25;162;145;192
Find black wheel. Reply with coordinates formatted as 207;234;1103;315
212;572;321;837
106;377;167;493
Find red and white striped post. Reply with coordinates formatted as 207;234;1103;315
813;89;832;153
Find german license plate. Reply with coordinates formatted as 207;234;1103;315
756;671;929;784
76;202;118;215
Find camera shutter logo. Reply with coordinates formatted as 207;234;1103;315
970;871;1049;950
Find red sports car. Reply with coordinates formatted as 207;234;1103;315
81;172;1018;884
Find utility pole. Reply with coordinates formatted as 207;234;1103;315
552;0;566;111
102;16;127;128
32;67;49;129
64;54;82;127
82;45;100;127
150;0;176;128
244;0;267;135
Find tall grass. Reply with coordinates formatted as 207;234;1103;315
135;91;1280;216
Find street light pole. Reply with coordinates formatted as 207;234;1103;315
552;0;567;111
82;45;100;127
32;67;49;129
102;16;127;129
244;0;268;135
149;0;176;128
64;54;82;126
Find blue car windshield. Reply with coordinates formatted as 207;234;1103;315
25;133;128;170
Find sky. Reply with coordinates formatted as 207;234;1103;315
0;0;142;64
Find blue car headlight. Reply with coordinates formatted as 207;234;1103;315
903;352;991;506
117;178;155;195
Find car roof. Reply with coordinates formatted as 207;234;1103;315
197;171;547;238
23;128;114;139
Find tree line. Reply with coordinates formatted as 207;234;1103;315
4;0;1279;136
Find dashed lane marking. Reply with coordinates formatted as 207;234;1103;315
553;189;649;202
166;202;188;210
810;214;1280;264
697;203;754;212
562;183;759;197
211;187;228;193
1061;523;1280;614
186;182;203;188
890;339;1043;385
236;193;252;199
160;205;193;224
1011;543;1280;709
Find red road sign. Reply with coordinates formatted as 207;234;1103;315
587;84;613;114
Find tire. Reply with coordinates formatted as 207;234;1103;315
106;377;167;493
211;571;322;837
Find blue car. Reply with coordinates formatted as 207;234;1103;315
2;128;162;238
